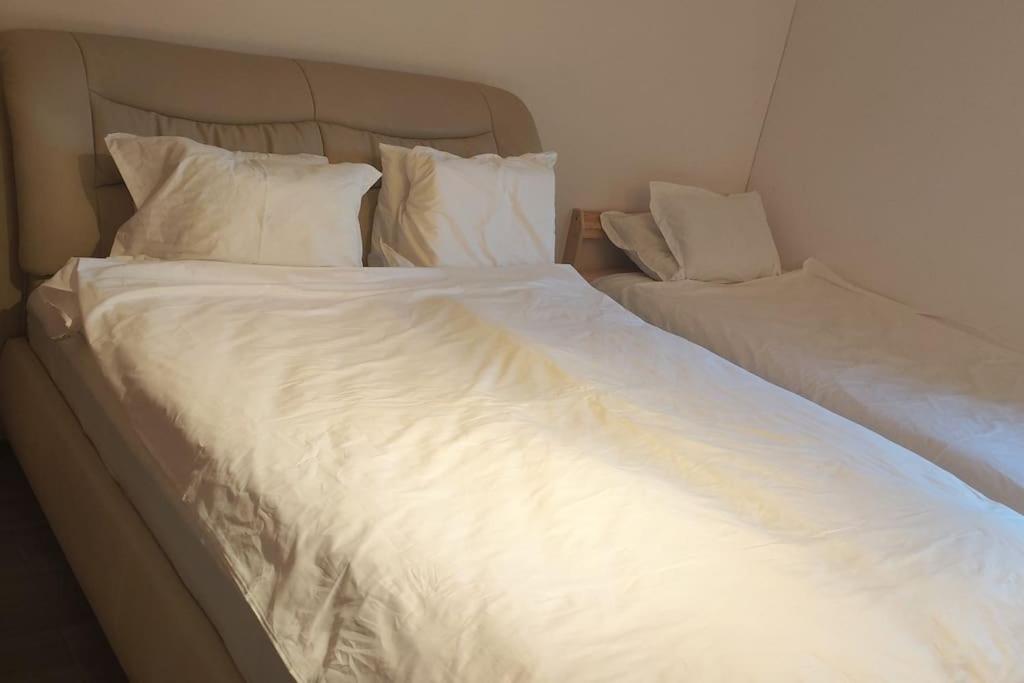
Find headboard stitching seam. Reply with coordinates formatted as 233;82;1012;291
477;87;500;154
292;60;325;155
71;32;100;237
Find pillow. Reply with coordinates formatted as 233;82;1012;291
108;142;380;267
649;181;781;283
599;212;682;281
368;143;414;267
383;146;557;267
106;133;328;208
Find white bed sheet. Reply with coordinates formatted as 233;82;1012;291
35;258;1024;681
595;261;1024;515
25;308;293;683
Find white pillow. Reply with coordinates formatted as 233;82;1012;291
649;181;781;283
599;212;682;281
368;143;414;267
108;142;380;267
385;146;557;267
106;133;328;208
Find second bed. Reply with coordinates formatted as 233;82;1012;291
596;259;1024;514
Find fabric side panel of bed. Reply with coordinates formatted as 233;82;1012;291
0;76;24;346
0;339;244;683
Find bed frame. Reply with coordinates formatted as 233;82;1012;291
562;208;639;281
0;29;541;681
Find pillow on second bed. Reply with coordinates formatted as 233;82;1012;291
599;212;683;281
107;134;379;267
372;144;558;268
650;181;781;283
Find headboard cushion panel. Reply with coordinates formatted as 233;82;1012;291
77;33;315;124
0;29;542;332
2;31;98;278
300;60;494;140
476;86;544;157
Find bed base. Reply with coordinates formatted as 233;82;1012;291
0;338;245;683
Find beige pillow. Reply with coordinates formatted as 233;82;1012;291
108;138;379;266
650;181;781;283
106;133;327;208
599;212;682;281
368;143;414;267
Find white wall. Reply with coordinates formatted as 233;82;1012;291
0;0;794;256
750;0;1024;351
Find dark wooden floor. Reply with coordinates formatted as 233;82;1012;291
0;444;127;682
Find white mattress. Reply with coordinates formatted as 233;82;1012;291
29;257;1024;681
26;310;293;683
595;261;1024;514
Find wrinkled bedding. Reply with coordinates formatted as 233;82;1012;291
596;261;1024;515
38;259;1024;681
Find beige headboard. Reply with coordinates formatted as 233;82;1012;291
0;29;542;339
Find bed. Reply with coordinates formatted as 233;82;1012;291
3;31;1024;683
572;208;1024;515
0;29;540;681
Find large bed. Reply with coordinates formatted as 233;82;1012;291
594;260;1024;516
2;31;1024;683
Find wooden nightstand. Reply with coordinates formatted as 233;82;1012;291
562;208;639;282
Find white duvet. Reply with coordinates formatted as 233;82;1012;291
40;259;1024;681
596;261;1024;516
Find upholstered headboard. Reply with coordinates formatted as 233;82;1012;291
0;29;542;339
